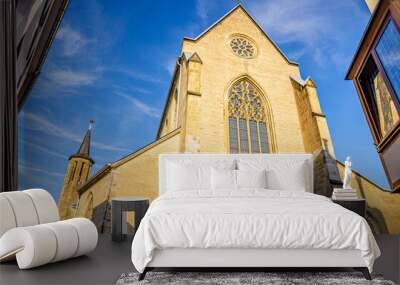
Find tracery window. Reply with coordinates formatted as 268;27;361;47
230;36;256;58
228;79;270;153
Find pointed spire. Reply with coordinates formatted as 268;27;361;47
70;120;94;162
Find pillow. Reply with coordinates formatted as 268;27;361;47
168;163;210;191
236;169;267;189
266;162;307;191
237;159;309;192
211;168;236;190
167;160;236;191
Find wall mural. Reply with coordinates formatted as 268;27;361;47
18;1;399;235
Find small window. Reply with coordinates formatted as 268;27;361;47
69;161;77;182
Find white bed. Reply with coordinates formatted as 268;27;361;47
131;154;380;280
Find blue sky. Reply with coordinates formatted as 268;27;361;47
18;0;389;200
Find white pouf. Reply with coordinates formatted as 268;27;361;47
0;189;98;269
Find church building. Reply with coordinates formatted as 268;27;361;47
59;4;399;234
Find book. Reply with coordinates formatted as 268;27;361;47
332;193;359;200
332;191;358;195
332;192;358;197
332;196;360;200
333;188;356;193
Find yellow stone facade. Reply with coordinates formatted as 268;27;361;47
59;5;398;234
336;161;400;234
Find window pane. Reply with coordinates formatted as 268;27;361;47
359;57;400;137
249;120;259;153
229;117;238;153
376;20;400;101
259;122;269;153
239;118;249;153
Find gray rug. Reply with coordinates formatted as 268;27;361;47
116;272;395;285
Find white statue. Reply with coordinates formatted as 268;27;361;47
343;156;353;190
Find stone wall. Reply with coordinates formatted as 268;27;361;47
313;148;400;234
336;161;400;234
75;130;181;232
313;149;342;197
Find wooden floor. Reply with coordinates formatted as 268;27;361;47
0;234;398;285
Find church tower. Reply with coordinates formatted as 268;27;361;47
59;120;94;220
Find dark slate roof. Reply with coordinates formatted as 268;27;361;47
70;120;94;162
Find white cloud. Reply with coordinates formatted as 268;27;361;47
21;112;129;152
91;141;130;152
19;163;65;178
131;86;152;95
111;67;165;84
114;91;160;118
286;47;308;61
196;0;218;22
130;98;160;118
22;112;79;141
165;57;177;75
112;84;153;96
46;69;97;87
249;0;327;45
21;139;68;159
247;0;367;66
56;25;91;57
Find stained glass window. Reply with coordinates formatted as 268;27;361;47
239;118;249;153
230;37;256;58
376;20;400;101
228;79;270;153
229;117;239;153
359;57;400;138
249;120;259;153
259;122;270;153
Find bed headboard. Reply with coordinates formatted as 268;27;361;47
159;153;314;195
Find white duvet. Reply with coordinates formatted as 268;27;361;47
131;190;380;272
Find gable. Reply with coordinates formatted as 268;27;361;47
183;4;297;66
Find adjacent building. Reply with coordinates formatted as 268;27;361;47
346;0;400;192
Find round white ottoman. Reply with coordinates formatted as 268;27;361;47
0;218;98;269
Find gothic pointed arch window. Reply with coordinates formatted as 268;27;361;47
228;79;270;153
